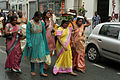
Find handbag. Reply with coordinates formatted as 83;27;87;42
45;54;51;65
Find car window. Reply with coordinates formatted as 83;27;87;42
99;25;109;36
99;24;120;39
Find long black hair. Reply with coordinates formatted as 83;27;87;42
61;20;69;27
10;16;17;23
76;18;83;24
42;10;50;22
33;11;42;18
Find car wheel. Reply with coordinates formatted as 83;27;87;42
86;45;100;62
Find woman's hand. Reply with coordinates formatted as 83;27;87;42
72;29;75;34
9;32;12;34
63;46;67;51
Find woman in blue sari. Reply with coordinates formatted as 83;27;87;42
22;11;49;77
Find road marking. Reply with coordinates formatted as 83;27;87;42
92;63;105;69
117;73;120;75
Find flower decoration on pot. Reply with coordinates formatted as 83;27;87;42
60;13;74;21
78;7;87;16
78;2;87;16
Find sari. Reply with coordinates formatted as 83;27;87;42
5;23;22;71
46;20;55;55
53;26;73;75
72;25;86;73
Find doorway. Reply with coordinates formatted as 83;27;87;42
97;0;109;22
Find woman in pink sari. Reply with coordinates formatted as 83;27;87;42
5;16;23;72
43;10;56;70
71;16;90;73
43;10;55;55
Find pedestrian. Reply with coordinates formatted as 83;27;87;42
71;16;90;73
22;11;49;77
0;13;4;36
5;16;23;72
92;11;101;28
42;10;56;70
43;10;56;56
106;16;112;22
1;9;6;24
53;20;77;76
17;10;27;51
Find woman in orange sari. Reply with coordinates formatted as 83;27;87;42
71;16;90;73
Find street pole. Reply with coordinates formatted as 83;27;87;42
37;0;40;11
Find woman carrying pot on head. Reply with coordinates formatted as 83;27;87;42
71;16;90;73
53;19;77;76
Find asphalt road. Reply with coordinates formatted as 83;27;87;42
0;37;120;80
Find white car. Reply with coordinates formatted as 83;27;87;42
86;22;120;62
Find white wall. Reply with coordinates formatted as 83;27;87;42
83;0;97;18
65;0;74;11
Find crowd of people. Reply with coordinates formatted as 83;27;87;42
0;8;91;77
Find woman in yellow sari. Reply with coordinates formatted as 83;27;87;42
71;16;90;73
53;20;77;76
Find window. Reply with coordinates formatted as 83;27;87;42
99;24;120;39
19;4;22;11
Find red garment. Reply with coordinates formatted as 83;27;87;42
5;23;22;70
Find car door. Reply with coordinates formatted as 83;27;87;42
98;24;120;60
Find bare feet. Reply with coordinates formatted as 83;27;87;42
31;72;36;76
40;73;48;77
76;68;85;73
70;72;78;76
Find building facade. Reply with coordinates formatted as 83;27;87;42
8;0;120;22
68;0;120;22
8;0;28;18
0;0;8;9
8;0;37;20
